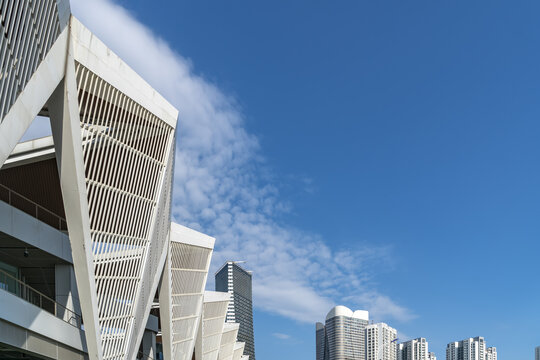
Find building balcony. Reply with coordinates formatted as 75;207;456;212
0;267;87;359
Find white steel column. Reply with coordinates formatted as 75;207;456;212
159;246;173;360
48;18;103;360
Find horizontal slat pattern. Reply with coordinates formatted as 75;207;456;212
75;63;174;360
168;242;212;360
0;0;61;122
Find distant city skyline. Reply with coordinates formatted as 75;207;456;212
446;337;496;360
315;306;510;360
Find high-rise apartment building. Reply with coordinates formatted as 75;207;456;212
446;337;487;360
536;346;540;360
316;305;370;360
366;322;398;360
216;261;256;360
485;347;497;360
398;338;430;360
429;352;437;360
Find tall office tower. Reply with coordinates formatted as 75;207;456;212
216;261;256;360
366;322;398;360
536;346;540;360
316;305;370;360
316;322;328;360
485;347;497;360
446;337;487;360
398;338;429;360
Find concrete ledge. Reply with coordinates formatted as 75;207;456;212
0;200;73;263
0;289;87;354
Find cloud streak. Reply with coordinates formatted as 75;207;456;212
273;333;292;340
70;0;414;324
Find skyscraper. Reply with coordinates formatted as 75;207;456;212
536;346;540;360
398;338;430;360
446;337;488;360
316;305;370;360
215;261;256;360
366;322;398;360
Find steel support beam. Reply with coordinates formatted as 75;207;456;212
48;19;103;360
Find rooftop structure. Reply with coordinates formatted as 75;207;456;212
316;305;370;360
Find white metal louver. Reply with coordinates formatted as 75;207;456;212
160;223;215;360
74;57;175;360
232;342;246;360
0;3;181;360
0;0;64;122
218;323;240;360
195;291;231;360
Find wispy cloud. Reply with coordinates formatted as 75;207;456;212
70;0;414;324
273;333;292;340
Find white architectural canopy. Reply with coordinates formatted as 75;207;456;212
195;291;231;360
232;342;246;360
0;1;250;360
218;323;240;360
160;223;215;360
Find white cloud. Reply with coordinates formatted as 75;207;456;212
70;0;414;324
273;333;292;340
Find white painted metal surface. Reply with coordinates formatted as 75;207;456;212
218;323;239;360
196;291;231;360
0;2;181;359
160;223;215;360
73;59;175;359
232;342;245;360
0;0;63;121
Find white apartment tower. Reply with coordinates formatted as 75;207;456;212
366;323;398;360
398;338;429;360
429;352;437;360
446;337;488;360
316;306;370;360
485;347;497;360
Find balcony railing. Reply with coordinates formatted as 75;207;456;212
0;268;82;329
0;183;67;231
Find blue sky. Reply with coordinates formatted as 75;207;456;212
71;1;540;359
